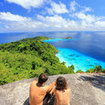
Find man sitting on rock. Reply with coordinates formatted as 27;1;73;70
29;73;55;105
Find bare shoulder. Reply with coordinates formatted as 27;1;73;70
43;84;51;90
31;80;37;86
44;85;49;88
67;88;71;92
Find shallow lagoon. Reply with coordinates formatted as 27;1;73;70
56;47;105;72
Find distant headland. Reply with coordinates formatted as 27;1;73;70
64;37;73;39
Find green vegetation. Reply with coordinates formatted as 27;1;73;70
76;65;105;73
86;65;105;73
76;70;84;73
0;36;74;85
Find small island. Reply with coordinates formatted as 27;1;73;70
64;37;73;39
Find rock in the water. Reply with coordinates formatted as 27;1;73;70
0;73;105;105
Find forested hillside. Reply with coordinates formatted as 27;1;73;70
0;36;74;85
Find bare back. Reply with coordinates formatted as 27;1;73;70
30;81;55;105
54;88;71;105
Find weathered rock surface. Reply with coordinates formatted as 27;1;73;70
0;73;105;105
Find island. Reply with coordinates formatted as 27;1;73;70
0;36;74;85
0;36;104;85
64;37;73;39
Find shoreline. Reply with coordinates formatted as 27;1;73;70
55;47;105;72
43;38;105;72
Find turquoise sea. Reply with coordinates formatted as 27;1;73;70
43;38;105;72
0;31;105;72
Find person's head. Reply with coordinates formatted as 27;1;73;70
38;73;48;85
56;76;67;91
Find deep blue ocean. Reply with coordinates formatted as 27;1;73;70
0;31;105;72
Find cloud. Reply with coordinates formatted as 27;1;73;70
37;15;81;32
74;12;95;23
0;12;31;21
0;12;79;32
1;0;105;32
6;0;46;9
37;14;105;31
0;12;46;32
70;11;105;31
95;21;105;27
47;2;69;14
72;12;105;24
81;7;92;13
1;12;105;32
70;0;92;13
70;0;77;12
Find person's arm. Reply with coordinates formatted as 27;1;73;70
49;86;55;95
29;81;36;105
29;83;32;105
47;82;56;93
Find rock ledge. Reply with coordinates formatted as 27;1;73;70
0;73;105;105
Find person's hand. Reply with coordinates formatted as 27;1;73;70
52;82;56;86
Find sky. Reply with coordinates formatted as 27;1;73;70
0;0;105;32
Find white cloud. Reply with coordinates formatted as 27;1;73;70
70;0;92;13
95;21;105;27
47;2;68;14
37;13;105;31
0;12;46;32
6;0;46;9
69;1;105;30
74;12;95;23
37;15;78;30
0;12;31;21
70;11;105;31
70;1;77;12
1;8;105;32
81;7;92;13
72;12;105;25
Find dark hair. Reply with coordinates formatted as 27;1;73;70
56;76;67;91
38;73;48;84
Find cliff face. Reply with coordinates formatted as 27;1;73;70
0;73;105;105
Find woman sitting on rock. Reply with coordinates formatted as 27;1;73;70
51;76;71;105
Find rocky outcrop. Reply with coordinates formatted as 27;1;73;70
0;73;105;105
